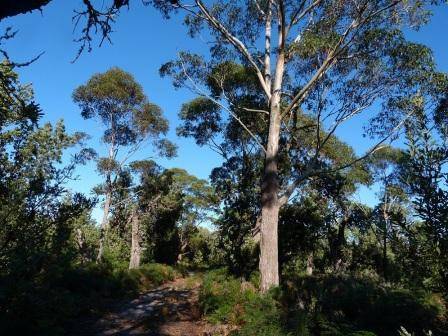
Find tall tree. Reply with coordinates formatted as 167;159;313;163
151;0;445;291
73;67;176;262
367;146;407;279
402;105;448;290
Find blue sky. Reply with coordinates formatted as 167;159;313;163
1;1;447;222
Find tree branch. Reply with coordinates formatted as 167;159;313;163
0;0;51;21
193;0;272;100
179;55;267;153
278;110;414;206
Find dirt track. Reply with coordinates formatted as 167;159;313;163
75;277;209;336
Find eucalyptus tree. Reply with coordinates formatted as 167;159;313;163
11;0;445;290
167;168;217;263
73;67;176;262
367;146;408;279
149;0;446;291
128;161;215;268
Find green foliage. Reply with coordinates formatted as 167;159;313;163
178;97;221;145
0;63;182;335
200;269;288;336
73;67;172;149
130;163;218;266
0;262;175;335
200;269;244;323
102;227;131;267
401;112;448;291
178;226;219;269
282;274;447;336
0;62;98;334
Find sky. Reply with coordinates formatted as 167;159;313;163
1;1;447;222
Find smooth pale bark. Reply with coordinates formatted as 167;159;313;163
259;92;282;292
177;228;189;263
75;228;87;264
96;125;116;263
263;1;272;92
177;242;188;263
259;10;285;289
306;253;314;276
129;210;141;269
96;188;111;263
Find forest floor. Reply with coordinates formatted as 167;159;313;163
75;275;215;336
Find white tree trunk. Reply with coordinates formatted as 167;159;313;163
129;210;141;269
96;189;111;263
259;90;282;292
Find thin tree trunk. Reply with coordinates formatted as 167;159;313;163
334;220;347;273
97;129;116;263
96;189;111;263
306;252;314;276
382;206;389;280
75;228;87;264
177;227;188;263
382;228;387;279
129;209;141;269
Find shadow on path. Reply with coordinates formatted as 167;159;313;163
74;278;207;336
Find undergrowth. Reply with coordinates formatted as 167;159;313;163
199;269;448;336
0;262;176;335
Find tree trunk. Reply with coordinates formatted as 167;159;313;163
382;229;387;280
96;188;111;263
306;252;314;276
96;136;115;263
129;209;141;269
259;92;282;293
75;228;87;264
382;209;389;280
334;220;347;273
177;227;188;263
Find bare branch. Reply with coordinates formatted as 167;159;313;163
193;0;272;99
72;0;129;62
242;107;269;115
287;0;322;35
278;110;414;206
281;17;359;119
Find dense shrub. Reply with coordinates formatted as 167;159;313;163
199;269;287;335
199;270;447;336
282;274;447;336
0;263;176;335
